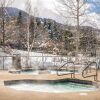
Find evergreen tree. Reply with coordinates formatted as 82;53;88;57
17;11;22;25
36;18;41;26
16;11;25;49
63;30;74;52
80;28;97;56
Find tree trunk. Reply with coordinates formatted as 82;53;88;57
76;0;80;61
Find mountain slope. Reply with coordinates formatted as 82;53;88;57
0;7;28;17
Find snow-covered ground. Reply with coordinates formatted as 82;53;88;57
0;49;99;70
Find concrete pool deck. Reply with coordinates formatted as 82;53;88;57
0;70;100;100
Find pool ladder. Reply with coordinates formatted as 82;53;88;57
57;61;99;81
82;61;98;81
57;61;75;78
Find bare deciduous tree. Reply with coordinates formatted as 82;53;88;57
25;0;39;67
0;0;14;52
55;0;88;59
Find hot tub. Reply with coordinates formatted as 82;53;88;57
4;79;99;93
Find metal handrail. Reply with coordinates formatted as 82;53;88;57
57;61;75;78
82;61;98;81
98;59;100;69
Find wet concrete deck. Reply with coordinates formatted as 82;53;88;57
0;70;100;100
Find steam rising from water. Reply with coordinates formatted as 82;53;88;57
7;82;97;93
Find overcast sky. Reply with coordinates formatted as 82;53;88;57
12;0;55;11
10;0;100;29
11;0;100;13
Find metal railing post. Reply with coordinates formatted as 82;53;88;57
3;56;5;70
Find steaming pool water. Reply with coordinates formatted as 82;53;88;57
5;80;98;93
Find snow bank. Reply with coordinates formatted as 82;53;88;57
0;50;99;70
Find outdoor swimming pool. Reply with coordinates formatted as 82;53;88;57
5;80;98;93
